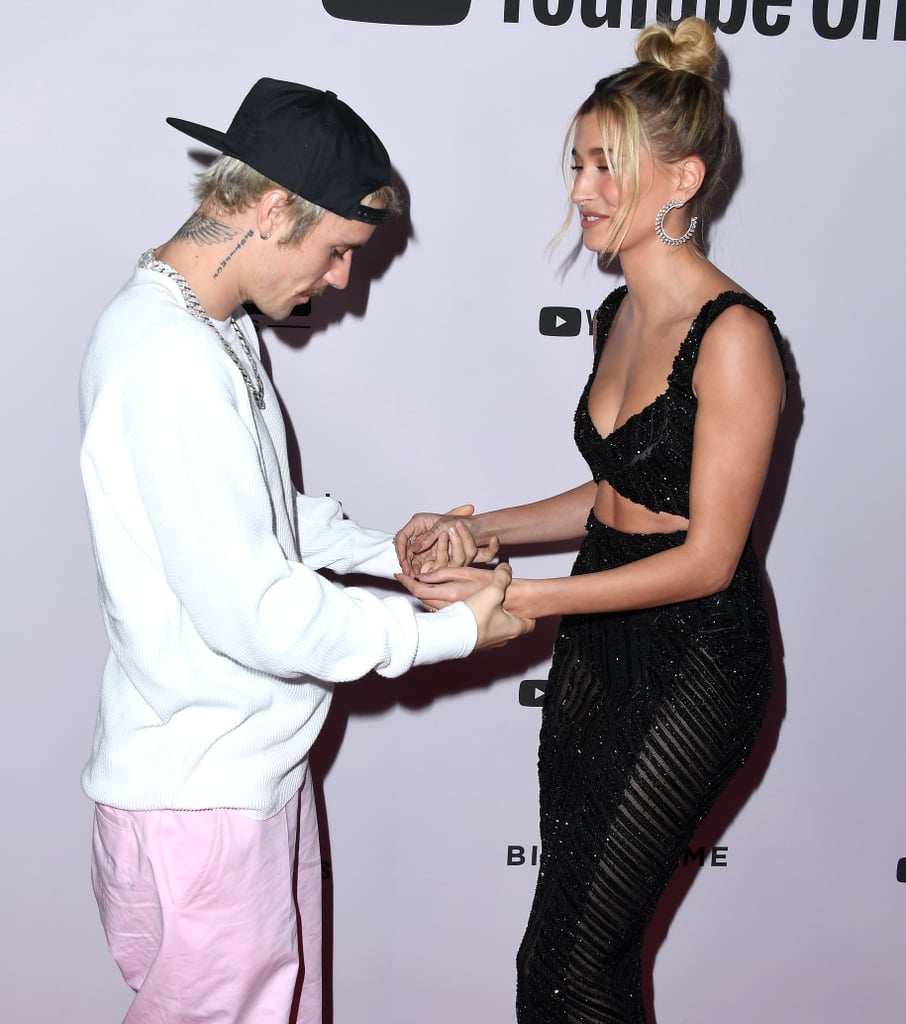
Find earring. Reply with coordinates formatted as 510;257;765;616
655;198;697;246
260;230;272;240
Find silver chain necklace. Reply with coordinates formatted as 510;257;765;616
138;249;266;410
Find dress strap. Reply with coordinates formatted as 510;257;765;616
592;285;629;359
668;291;788;393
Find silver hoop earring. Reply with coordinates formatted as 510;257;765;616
655;199;697;246
260;231;272;241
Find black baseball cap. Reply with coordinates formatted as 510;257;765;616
167;78;391;225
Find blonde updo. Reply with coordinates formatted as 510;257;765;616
634;17;719;77
564;17;731;256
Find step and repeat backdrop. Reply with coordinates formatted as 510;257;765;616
4;2;904;1022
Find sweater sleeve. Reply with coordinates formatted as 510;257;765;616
80;313;476;682
294;493;404;580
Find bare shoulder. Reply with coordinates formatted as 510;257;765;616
687;267;779;349
694;297;786;404
704;299;777;345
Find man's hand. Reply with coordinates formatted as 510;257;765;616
461;563;534;650
395;504;499;576
397;563;534;649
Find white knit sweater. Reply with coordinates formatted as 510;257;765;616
79;265;477;819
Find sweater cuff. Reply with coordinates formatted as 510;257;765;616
362;534;405;579
412;601;478;666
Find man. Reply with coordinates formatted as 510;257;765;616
79;78;531;1024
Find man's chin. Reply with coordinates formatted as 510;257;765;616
245;301;309;322
284;292;321;318
244;289;323;321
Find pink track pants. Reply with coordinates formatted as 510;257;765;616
91;780;323;1023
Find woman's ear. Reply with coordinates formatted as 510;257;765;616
677;156;707;201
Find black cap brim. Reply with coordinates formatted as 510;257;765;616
166;117;235;156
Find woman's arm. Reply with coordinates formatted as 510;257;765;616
395;481;596;575
470;481;599;546
400;305;786;618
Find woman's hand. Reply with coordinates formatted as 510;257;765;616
401;562;534;649
396;564;505;610
395;504;499;576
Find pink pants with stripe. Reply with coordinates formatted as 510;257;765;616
91;780;322;1023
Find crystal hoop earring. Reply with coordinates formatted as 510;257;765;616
655;198;698;246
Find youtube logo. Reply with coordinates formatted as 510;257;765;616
323;0;471;24
539;306;582;337
518;679;547;707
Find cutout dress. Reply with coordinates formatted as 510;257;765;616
516;286;786;1023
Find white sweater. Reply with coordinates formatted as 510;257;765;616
79;265;477;819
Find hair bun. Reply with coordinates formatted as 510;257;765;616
635;17;718;79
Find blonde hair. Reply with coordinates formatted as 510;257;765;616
561;17;730;257
193;155;400;244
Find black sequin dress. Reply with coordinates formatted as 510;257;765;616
516;287;786;1024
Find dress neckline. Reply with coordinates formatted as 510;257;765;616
584;287;752;445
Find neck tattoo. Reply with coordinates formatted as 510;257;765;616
138;249;266;410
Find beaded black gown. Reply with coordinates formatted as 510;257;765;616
515;287;786;1024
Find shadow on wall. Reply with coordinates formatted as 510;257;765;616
257;168;414;352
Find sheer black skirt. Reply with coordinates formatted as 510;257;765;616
516;515;772;1023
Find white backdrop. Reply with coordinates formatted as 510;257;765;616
3;3;904;1022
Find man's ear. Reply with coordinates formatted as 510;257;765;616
256;189;291;240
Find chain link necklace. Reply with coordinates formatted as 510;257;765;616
138;249;266;410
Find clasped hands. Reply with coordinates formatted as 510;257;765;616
395;504;498;577
394;505;533;649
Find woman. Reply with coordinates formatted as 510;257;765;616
396;17;787;1023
